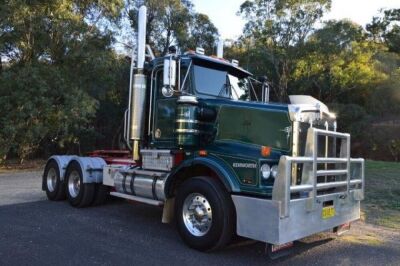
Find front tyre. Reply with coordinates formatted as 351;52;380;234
175;176;235;251
65;161;95;208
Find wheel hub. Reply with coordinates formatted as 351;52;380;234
46;168;57;192
68;170;81;198
182;193;212;237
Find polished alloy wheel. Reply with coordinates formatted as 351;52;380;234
68;170;81;198
46;168;57;192
182;193;212;237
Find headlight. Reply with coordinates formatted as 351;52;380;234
271;165;279;178
260;164;271;179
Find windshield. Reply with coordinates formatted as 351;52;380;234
193;65;250;100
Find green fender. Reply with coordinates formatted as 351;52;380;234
164;155;241;198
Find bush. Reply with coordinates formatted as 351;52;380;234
0;64;97;163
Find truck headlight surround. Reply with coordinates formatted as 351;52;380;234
271;164;279;178
260;164;271;180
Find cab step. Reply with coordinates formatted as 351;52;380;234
110;192;164;206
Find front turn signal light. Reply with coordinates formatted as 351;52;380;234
261;146;271;157
199;150;208;156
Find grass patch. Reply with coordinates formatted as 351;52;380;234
362;160;400;229
340;234;383;246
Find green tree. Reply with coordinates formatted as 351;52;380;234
127;0;219;55
0;0;125;162
238;0;331;101
291;20;385;104
367;8;400;53
0;64;97;162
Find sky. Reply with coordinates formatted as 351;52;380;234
191;0;400;39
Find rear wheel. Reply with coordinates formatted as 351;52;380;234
44;160;66;201
65;161;95;208
175;176;235;251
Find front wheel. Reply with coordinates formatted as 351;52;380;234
175;176;235;251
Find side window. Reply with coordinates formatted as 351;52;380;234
156;69;165;98
180;66;193;94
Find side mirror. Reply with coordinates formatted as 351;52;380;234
163;56;176;97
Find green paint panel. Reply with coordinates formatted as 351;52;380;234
154;98;176;141
216;106;291;151
216;154;258;186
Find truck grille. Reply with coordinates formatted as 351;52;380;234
295;120;342;189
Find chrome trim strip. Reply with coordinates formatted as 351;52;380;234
175;129;200;134
175;119;213;125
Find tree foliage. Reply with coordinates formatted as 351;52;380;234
292;20;385;104
238;0;331;101
126;0;219;55
0;0;125;162
367;8;400;53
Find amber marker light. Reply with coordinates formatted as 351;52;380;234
199;150;208;156
261;146;271;157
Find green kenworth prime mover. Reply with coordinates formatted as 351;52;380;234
42;6;364;257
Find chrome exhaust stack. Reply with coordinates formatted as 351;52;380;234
217;39;224;58
129;6;147;161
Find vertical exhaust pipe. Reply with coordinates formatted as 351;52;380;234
129;6;147;161
136;6;147;70
217;39;224;58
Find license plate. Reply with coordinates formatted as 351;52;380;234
322;206;335;219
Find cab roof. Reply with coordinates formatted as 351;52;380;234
148;52;253;79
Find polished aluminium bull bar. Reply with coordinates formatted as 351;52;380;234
232;127;364;245
272;127;364;218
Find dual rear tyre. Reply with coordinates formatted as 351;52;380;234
43;160;109;207
44;161;66;201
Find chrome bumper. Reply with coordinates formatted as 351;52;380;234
232;127;364;245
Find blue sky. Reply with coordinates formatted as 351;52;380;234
192;0;400;39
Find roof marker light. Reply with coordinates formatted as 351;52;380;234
196;47;205;55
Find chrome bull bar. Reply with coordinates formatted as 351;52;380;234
232;127;364;245
272;127;365;218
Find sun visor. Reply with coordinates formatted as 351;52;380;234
289;95;331;114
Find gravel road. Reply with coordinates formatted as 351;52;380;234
0;170;399;266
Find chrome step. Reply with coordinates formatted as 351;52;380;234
110;192;164;206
